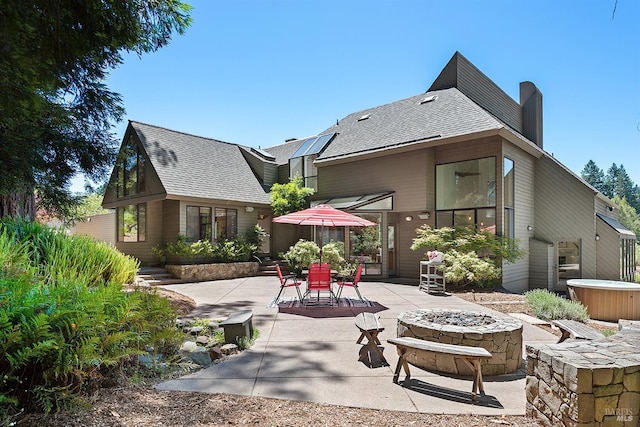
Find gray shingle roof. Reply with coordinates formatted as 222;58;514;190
130;121;271;205
314;87;506;161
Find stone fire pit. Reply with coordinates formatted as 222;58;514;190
397;308;523;376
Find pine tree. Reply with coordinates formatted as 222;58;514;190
581;160;605;192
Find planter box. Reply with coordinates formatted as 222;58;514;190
165;262;259;281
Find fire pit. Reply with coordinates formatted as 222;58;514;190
397;308;523;376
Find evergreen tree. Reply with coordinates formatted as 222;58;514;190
0;1;192;219
581;160;605;192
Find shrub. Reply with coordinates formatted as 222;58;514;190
524;289;589;321
410;225;525;288
164;234;258;264
0;219;182;421
280;240;320;275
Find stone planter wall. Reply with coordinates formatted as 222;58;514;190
165;262;259;281
526;333;640;426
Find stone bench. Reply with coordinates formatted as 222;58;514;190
551;319;605;343
387;336;492;400
220;310;253;344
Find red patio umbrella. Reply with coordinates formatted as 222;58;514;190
272;204;376;260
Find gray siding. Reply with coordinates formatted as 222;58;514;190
318;149;429;212
534;157;598;288
502;142;535;292
429;53;522;135
596;217;622;280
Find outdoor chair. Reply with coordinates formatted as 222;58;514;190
336;264;364;302
275;264;303;302
304;263;335;307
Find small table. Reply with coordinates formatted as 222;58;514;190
354;312;387;365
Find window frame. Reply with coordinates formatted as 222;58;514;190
117;203;147;242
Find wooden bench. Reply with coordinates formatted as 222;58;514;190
220;310;253;344
387;336;492;401
355;312;387;365
551;319;604;343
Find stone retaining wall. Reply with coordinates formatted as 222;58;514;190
526;332;640;426
165;262;259;281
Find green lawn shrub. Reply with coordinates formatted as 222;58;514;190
410;226;525;288
0;219;182;422
524;289;589;321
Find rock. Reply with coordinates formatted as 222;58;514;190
220;343;238;355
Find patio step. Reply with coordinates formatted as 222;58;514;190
256;259;291;277
135;267;184;286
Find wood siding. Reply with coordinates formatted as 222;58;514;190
70;212;116;245
502;142;535;292
534;157;598;290
318;149;429;212
596;216;622;280
430;54;522;135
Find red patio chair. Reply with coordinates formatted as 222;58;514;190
336;264;364;302
275;264;303;301
304;263;335;307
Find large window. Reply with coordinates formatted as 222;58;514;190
116;135;146;198
186;206;212;242
215;208;237;240
504;157;514;239
117;203;146;242
436;157;496;231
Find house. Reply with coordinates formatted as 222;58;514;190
101;52;636;292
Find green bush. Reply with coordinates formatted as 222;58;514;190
164;234;258;264
0;219;182;422
280;240;320;275
524;289;589;321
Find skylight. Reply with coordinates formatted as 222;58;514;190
420;95;437;104
357;114;370;121
290;133;335;158
250;147;276;161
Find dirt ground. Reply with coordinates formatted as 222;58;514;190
19;286;599;427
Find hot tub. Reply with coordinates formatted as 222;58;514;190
567;279;640;322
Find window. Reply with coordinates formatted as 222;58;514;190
117;203;146;242
186;206;212;242
215;208;237;240
621;238;636;281
435;157;496;230
116;135;146;198
504;157;515;239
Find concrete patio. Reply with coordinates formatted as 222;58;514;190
156;276;558;415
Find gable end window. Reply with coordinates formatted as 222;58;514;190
117;203;146;242
116;135;146;198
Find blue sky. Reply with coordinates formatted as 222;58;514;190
74;0;640;190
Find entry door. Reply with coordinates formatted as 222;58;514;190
557;239;581;288
387;224;396;276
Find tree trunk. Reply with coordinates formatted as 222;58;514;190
0;191;36;220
